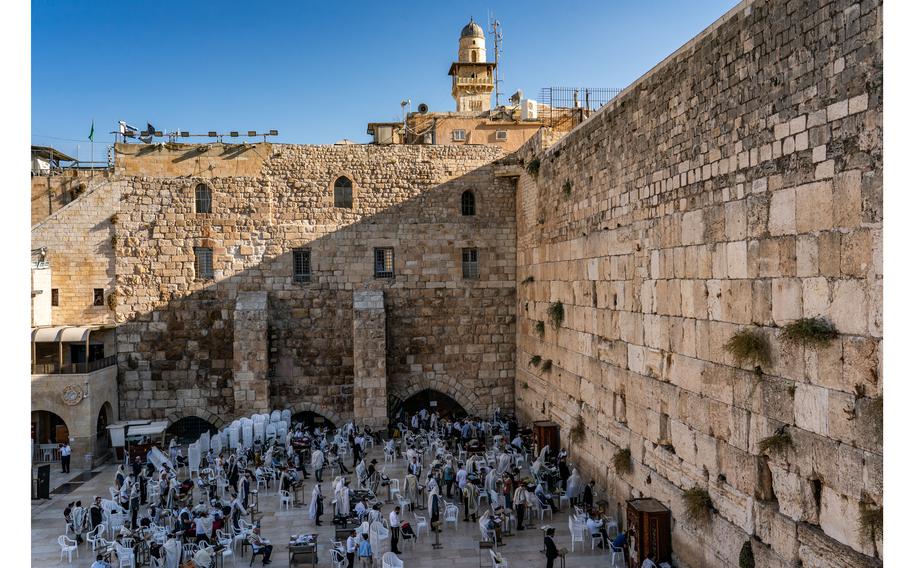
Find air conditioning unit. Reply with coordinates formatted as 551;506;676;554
520;99;538;120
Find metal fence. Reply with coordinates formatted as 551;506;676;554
538;87;624;131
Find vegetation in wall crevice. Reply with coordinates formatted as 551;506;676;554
779;317;839;349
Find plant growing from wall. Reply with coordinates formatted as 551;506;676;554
541;359;553;372
858;493;883;546
111;235;118;248
562;180;572;197
723;328;771;369
612;448;632;475
758;426;793;455
529;355;542;367
779;317;839;349
526;157;541;178
569;415;586;443
522;275;535;284
738;540;755;568
110;213;119;225
535;320;546;338
682;486;713;522
522;381;529;390
548;301;565;330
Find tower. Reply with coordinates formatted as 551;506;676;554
448;18;496;112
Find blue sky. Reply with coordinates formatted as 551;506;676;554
31;0;737;159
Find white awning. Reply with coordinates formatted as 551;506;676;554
31;325;113;343
126;421;169;438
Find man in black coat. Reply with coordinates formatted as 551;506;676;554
89;497;104;530
582;480;595;511
544;527;559;568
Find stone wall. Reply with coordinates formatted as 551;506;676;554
514;1;882;566
31;170;112;226
31;180;121;326
113;143;516;425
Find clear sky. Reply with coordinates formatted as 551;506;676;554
31;0;738;160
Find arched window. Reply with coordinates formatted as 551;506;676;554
471;51;478;62
195;183;212;213
461;190;476;216
333;176;353;208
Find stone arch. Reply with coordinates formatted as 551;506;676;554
165;407;225;429
286;401;347;429
389;379;481;417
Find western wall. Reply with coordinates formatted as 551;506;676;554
514;0;882;566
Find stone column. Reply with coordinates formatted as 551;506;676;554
233;292;270;416
352;290;389;429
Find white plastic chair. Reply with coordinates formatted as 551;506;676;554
490;549;509;568
609;539;624;567
384;447;394;464
413;514;428;541
389;478;401;501
444;504;459;530
538;501;553;522
591;531;605;551
568;519;585;552
115;542;136;568
57;536;78;563
331;549;347;568
278;489;292;511
87;524;106;551
381;551;404;568
370;521;390;556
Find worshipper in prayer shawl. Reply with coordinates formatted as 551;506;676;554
429;483;441;528
115;465;126;490
309;483;324;525
512;482;533;530
162;533;181;568
566;468;583;507
484;468;498;497
462;479;479;522
355;459;368;488
129;483;141;527
354;499;368;521
443;460;455;498
71;501;87;544
335;479;352;516
497;451;511;475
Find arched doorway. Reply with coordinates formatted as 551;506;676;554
292;411;336;431
166;416;217;444
395;389;468;421
96;402;112;454
32;410;68;444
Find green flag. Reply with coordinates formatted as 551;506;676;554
88;121;94;142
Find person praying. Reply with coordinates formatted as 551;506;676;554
311;447;324;482
309;482;324;526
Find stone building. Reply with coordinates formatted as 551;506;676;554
30;1;883;566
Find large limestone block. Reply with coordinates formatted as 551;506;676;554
768;463;819;524
795;181;833;233
769;187;796;235
819;487;876;557
794;383;829;435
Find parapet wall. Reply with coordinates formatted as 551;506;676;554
514;0;882;566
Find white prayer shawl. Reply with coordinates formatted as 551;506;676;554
311;449;324;470
405;474;418;501
163;538;181;568
484;470;497;494
308;485;321;520
355;461;367;486
497;453;511;474
566;469;583;499
335;485;351;516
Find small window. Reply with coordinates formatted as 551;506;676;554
462;248;479;279
51;288;59;307
194;247;214;280
471;51;477;62
293;248;311;283
374;247;394;278
461;191;476;216
333;176;353;208
195;184;212;214
93;288;104;306
496;130;508;140
453;130;466;141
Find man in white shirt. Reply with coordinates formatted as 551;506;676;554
456;465;468;490
389;506;402;554
345;531;358;568
60;442;72;473
585;515;605;548
641;551;658;568
510;435;523;452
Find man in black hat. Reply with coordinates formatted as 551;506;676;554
544;527;559;568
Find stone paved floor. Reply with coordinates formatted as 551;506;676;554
32;443;628;567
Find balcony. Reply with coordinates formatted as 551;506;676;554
31;354;116;375
454;77;494;87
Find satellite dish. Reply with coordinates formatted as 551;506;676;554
510;90;523;105
418;103;429;114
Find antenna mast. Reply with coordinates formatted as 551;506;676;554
489;13;503;108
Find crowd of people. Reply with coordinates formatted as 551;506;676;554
60;406;650;567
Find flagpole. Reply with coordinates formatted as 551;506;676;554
91;118;95;181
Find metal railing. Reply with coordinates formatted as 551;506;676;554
32;354;117;375
538;87;624;131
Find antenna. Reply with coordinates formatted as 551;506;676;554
488;13;503;108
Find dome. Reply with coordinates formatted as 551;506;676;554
460;19;484;39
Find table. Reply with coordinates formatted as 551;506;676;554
288;535;318;566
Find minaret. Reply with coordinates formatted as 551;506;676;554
448;18;496;112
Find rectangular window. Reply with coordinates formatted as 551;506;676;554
452;129;466;141
194;247;214;280
93;288;104;306
374;247;394;278
462;248;479;279
51;288;59;307
293;248;311;283
495;130;508;140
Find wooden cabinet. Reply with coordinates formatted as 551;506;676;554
533;420;560;456
626;498;671;565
